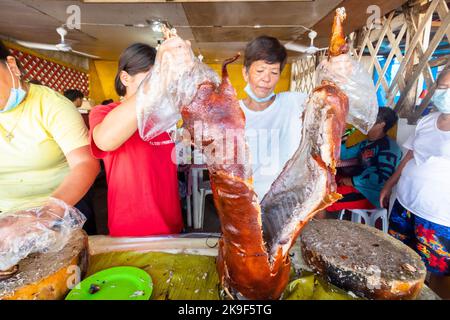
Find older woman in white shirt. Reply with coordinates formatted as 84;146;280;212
380;68;450;299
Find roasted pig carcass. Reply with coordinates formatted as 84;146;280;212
181;62;348;299
180;7;349;297
139;8;350;299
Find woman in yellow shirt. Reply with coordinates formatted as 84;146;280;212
0;41;99;214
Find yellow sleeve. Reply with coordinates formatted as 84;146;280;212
41;89;89;155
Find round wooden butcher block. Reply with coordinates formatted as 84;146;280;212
0;229;88;300
299;219;427;300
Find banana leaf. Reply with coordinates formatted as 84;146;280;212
283;271;361;300
87;251;362;300
87;251;220;300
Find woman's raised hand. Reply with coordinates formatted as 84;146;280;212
156;29;193;68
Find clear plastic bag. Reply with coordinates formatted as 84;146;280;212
0;198;86;271
316;54;378;134
136;36;220;141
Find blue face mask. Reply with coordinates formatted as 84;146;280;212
432;88;450;114
1;64;26;113
244;83;275;103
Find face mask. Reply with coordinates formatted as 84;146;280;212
244;83;275;103
431;88;450;114
1;64;26;113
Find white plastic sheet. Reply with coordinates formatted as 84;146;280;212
0;198;86;271
316;54;378;134
136;36;219;141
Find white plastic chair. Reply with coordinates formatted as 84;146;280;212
339;208;389;233
191;166;212;230
177;165;193;227
190;148;209;229
198;179;213;230
186;194;192;227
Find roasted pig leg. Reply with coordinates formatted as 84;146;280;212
329;7;348;57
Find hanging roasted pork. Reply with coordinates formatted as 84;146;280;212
180;9;349;299
136;7;379;299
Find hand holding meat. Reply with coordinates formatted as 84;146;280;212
0;198;85;272
136;30;219;141
315;8;378;134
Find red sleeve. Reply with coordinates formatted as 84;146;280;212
89;103;116;159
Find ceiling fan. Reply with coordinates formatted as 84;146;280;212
12;26;100;59
285;30;328;55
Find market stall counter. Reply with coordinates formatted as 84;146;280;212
2;222;439;300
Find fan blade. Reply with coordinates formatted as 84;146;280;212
305;47;319;55
305;46;329;55
71;49;100;59
15;40;59;51
285;42;309;53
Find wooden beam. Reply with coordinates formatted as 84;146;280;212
394;6;450;114
365;12;395;93
369;13;406;42
357;28;370;61
415;5;434;97
366;40;390;93
387;0;440;102
368;11;395;71
410;58;450;123
375;24;407;92
408;0;431;7
395;1;433;115
429;54;450;67
436;0;450;43
397;9;420;116
308;0;409;49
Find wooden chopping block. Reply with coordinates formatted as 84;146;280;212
299;219;427;300
0;229;88;300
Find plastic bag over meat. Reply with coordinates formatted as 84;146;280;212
136;37;220;141
0;198;86;271
316;54;378;134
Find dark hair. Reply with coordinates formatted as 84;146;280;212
114;43;156;96
244;36;287;72
29;79;42;85
101;99;114;105
0;41;23;74
64;89;84;102
376;107;398;133
0;41;11;62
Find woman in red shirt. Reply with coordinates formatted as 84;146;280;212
89;43;183;237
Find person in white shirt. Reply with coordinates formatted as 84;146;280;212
380;68;450;299
239;36;308;200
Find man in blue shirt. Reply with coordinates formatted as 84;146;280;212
327;107;402;212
